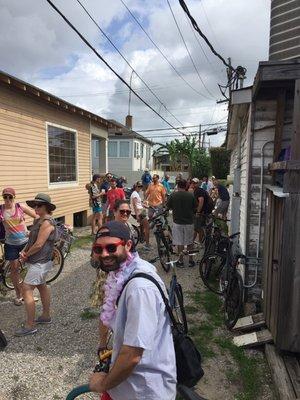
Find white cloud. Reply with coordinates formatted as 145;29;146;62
0;0;271;146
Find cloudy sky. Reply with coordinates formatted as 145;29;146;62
0;0;271;145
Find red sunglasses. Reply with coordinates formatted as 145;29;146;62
92;240;125;255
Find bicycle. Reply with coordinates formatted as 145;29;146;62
55;222;74;259
65;349;207;400
165;249;199;334
0;240;64;289
149;207;173;272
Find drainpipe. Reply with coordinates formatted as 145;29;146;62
257;140;274;259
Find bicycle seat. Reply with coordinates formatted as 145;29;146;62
229;232;240;239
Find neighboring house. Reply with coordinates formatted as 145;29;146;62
0;70;111;226
107;116;153;185
227;59;300;352
152;149;189;172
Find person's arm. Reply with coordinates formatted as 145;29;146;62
196;196;204;214
132;197;140;218
161;186;166;204
20;221;54;260
20;203;37;219
120;189;125;200
89;345;143;393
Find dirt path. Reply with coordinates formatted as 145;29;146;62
0;232;275;400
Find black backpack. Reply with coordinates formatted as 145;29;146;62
119;273;204;387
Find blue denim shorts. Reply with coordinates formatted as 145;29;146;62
4;243;26;261
93;205;102;214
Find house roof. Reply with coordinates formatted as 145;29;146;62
108;119;153;145
0;70;114;130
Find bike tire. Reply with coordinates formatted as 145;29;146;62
224;272;243;329
131;224;140;247
173;284;188;334
0;329;7;350
46;247;64;284
155;234;171;273
59;239;72;259
199;255;226;295
3;260;26;290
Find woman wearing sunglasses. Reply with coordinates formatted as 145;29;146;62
130;182;151;250
0;187;36;305
15;193;57;336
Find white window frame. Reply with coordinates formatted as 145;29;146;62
134;141;140;158
118;140;130;158
108;140;118;158
46;122;78;188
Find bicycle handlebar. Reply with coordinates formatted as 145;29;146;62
66;384;90;400
65;384;207;400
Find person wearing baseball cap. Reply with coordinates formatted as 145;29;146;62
89;221;176;399
0;187;36;306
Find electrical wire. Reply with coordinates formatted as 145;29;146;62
166;0;215;99
44;0;189;138
75;0;184;126
179;0;234;71
137;121;227;132
119;0;212;100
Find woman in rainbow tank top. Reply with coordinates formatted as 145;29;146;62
0;188;36;305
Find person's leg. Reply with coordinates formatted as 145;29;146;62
22;283;36;328
92;212;97;234
178;245;184;262
37;284;51;320
97;212;103;230
9;259;22;300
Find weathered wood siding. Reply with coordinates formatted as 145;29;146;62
0;85;98;225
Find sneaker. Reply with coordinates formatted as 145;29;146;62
176;261;184;268
15;326;37;337
35;316;52;324
189;260;196;268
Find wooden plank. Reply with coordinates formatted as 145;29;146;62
269;161;300;171
232;313;265;332
284;355;300;398
273;90;286;164
233;329;273;347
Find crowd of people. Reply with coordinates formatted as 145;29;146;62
1;171;230;399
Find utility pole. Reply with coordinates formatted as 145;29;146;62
198;125;201;149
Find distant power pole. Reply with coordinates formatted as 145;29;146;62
198;124;201;149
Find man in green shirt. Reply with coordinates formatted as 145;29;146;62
167;179;197;267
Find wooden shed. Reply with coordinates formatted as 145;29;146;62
0;71;111;226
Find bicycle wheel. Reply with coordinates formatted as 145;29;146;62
173;283;188;334
224;272;243;329
199;255;226;295
3;260;26;290
130;224;140;247
155;234;171;273
0;329;7;349
46;247;64;284
58;239;72;259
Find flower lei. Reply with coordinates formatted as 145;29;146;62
100;252;137;329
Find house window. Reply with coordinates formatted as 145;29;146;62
134;142;140;158
48;124;77;184
108;141;118;157
119;141;130;157
141;143;144;158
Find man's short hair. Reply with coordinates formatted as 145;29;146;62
177;179;187;189
153;174;159;179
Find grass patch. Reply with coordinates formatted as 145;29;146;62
71;235;93;250
80;309;98;320
185;305;198;314
214;337;261;400
189;323;216;359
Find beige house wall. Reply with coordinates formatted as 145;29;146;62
0;85;102;226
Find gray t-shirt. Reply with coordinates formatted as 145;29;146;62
91;183;102;207
108;256;177;400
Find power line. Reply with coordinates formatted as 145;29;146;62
166;0;215;99
45;0;189;138
137;121;227;132
119;0;212;101
179;0;234;71
75;0;184;127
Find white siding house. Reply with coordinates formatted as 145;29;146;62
107;119;153;185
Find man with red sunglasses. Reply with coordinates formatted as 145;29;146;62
89;221;176;400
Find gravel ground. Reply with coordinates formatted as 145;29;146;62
0;228;275;400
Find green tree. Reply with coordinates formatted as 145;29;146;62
209;147;231;179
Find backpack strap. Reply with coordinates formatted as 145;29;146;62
116;272;179;329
